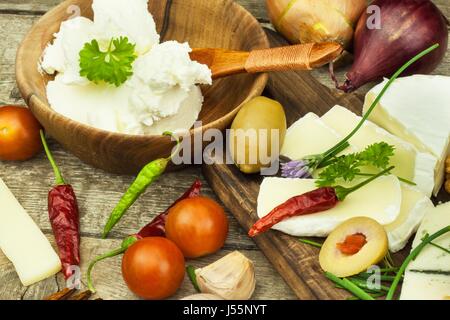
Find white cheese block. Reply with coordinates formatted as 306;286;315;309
385;184;434;252
322;105;437;197
363;75;450;195
400;202;450;300
281;112;351;160
0;178;61;286
257;175;401;237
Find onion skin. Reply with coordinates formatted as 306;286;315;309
266;0;367;49
339;0;448;93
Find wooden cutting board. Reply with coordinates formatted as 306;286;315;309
202;30;449;300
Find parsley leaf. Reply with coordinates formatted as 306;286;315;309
316;142;396;187
359;142;395;169
79;37;137;87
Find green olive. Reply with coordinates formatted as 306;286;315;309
230;96;287;174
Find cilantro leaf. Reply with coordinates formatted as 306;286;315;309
79;37;137;87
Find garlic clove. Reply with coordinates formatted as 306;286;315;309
195;251;256;300
181;294;224;300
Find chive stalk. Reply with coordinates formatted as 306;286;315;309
325;272;375;300
299;239;323;248
334;166;395;201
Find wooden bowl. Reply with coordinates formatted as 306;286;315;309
16;0;269;174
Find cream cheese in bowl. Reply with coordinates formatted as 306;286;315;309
41;0;212;135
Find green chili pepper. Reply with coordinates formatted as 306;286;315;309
87;235;140;293
102;132;181;238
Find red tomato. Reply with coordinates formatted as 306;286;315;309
122;237;185;300
166;196;229;258
0;106;42;161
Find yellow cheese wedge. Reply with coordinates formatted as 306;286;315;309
400;202;450;300
257;175;402;237
321;106;437;197
0;178;61;286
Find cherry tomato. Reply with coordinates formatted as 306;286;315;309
122;237;185;300
0;106;42;161
166;196;229;258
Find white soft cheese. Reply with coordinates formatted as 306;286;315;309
322;105;437;197
257;176;402;237
0;178;61;286
400;202;450;300
363;75;450;195
41;17;96;85
41;0;212;135
92;0;159;55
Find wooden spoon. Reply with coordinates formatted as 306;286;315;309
190;42;343;79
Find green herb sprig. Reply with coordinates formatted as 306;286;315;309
316;142;395;187
79;37;137;87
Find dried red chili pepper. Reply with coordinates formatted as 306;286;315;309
249;187;338;237
40;131;80;279
87;179;202;293
249;166;395;237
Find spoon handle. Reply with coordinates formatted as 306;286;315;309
245;42;343;74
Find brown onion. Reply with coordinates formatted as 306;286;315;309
266;0;367;49
335;0;448;92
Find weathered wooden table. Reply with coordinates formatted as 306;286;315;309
0;0;448;300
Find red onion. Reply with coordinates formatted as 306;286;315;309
333;0;448;93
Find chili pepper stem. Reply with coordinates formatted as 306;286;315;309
87;235;139;293
40;130;65;185
386;226;450;300
355;173;416;186
186;266;200;292
163;131;182;161
87;247;126;293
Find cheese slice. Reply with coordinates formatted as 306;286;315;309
0;178;61;286
322;105;437;197
385;184;434;252
257;175;401;237
281;112;350;160
363;75;450;195
400;202;450;300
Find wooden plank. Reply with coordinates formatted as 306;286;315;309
0;0;269;22
0;235;297;300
